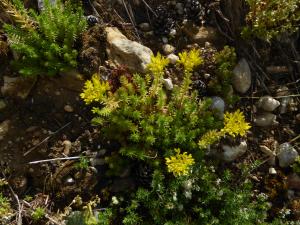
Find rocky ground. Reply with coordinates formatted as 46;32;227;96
0;0;299;224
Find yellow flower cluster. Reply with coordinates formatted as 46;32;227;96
198;110;251;149
165;148;195;177
147;53;169;75
178;49;203;72
221;109;251;137
198;130;221;149
80;74;110;105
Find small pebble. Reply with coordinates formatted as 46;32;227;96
163;78;174;90
139;22;151;32
64;105;74;112
268;167;277;175
62;140;72;155
162;37;168;44
169;29;176;37
167;54;179;64
162;44;175;55
277;142;299;167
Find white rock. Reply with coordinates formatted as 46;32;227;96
254;113;278;126
169;29;177;37
232;58;251;94
222;141;247;162
167;54;179;64
162;44;175;55
163;78;173;90
269;167;277;175
277;142;299;167
257;96;280;112
105;27;153;73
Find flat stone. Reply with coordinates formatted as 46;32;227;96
1;76;36;99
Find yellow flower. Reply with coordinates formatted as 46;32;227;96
198;130;221;149
80;74;110;105
221;110;251;137
165;148;195;177
177;49;203;72
147;53;169;75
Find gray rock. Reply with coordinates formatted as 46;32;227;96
232;58;251;94
162;37;168;44
257;96;280;112
277;143;299;167
105;27;153;73
210;96;225;118
254;113;278;126
0;120;10;141
167;54;179;64
222;141;247;162
1;76;36;99
162;44;175;55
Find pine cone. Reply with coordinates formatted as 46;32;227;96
184;0;205;22
153;5;175;36
87;15;99;26
192;79;207;96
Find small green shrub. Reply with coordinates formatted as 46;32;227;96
80;50;271;224
81;50;222;161
292;156;300;175
243;0;300;41
31;207;45;221
3;0;87;76
0;193;13;220
208;46;238;103
76;156;90;170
